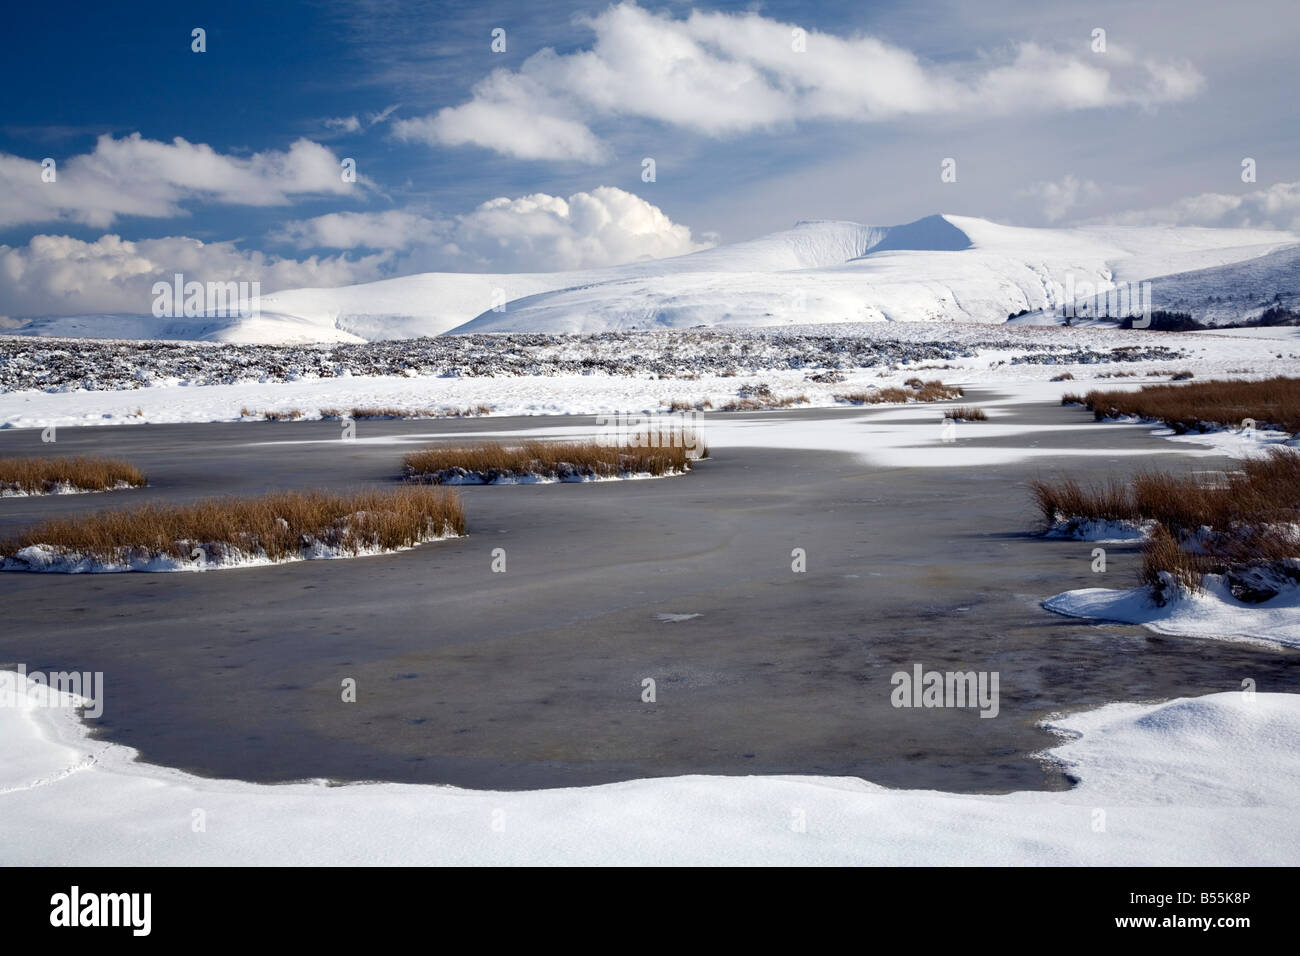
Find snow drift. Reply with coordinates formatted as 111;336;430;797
1;668;1296;865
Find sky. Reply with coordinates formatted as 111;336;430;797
1;0;1298;317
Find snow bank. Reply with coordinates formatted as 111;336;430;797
1044;575;1300;647
1;533;461;574
0;480;139;497
0;672;1295;864
428;468;685;485
1044;518;1155;543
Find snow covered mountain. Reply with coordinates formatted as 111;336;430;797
10;215;1299;342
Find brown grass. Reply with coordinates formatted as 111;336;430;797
241;406;495;421
331;405;494;420
1069;376;1300;434
1031;448;1300;598
0;486;465;567
0;456;146;495
1050;372;1075;381
1032;451;1300;533
403;440;700;484
947;406;987;422
242;408;304;421
836;379;964;405
665;398;714;411
718;394;806;411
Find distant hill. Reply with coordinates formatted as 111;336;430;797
11;215;1299;342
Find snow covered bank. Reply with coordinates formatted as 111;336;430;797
0;672;1295;864
1044;576;1300;648
428;469;686;485
0;533;461;573
0;480;140;497
0;487;465;574
1043;518;1155;543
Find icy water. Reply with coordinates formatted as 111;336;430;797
1;392;1295;792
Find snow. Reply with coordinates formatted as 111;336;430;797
453;216;1297;334
0;480;139;497
1044;518;1155;543
429;469;686;485
1044;576;1300;648
1;533;461;574
8;215;1298;342
3;318;1297;436
0;669;1294;864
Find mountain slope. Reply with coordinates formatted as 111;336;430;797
451;215;1298;333
10;215;1299;341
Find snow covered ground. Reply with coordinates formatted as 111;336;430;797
0;533;461;574
1045;577;1300;649
1;321;1296;431
0;480;139;497
0;670;1293;865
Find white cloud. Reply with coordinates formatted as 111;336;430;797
0;187;708;317
0;234;388;317
276;186;711;271
272;209;445;251
395;3;1205;162
1021;174;1102;222
324;116;362;133
0;134;361;228
1105;181;1300;231
447;186;710;270
323;105;400;135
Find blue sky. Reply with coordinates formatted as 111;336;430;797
1;0;1297;316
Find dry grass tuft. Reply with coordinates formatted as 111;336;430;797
947;406;987;422
238;408;305;421
1050;372;1075;382
1069;376;1300;434
1032;448;1300;599
0;456;146;495
718;394;806;411
337;406;494;420
836;379;964;405
0;486;464;567
403;440;700;484
245;406;495;421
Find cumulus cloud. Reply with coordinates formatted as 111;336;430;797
395;2;1205;162
276;186;711;271
0;134;361;228
1021;174;1102;222
1104;181;1300;231
448;186;710;270
0;234;388;317
0;187;708;317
